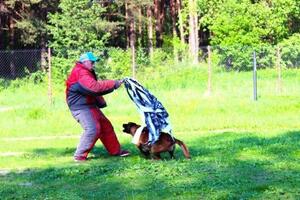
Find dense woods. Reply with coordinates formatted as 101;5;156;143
1;0;298;48
1;0;300;73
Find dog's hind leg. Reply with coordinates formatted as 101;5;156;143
168;145;176;159
138;146;151;159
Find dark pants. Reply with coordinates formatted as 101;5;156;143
71;108;121;159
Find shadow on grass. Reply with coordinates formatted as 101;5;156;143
30;142;137;159
0;130;299;199
32;147;75;157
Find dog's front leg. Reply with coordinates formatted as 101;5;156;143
138;146;150;158
152;153;161;160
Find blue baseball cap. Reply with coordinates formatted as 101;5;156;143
79;52;99;62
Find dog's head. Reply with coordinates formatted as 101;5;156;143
122;122;139;135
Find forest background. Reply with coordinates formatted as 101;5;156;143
1;0;300;81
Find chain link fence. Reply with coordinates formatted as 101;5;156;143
0;46;299;102
1;46;297;79
0;49;46;79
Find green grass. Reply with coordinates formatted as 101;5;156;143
0;66;300;199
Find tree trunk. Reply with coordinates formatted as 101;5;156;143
125;2;130;49
9;15;16;79
138;6;142;46
147;5;153;59
128;4;136;78
177;0;185;45
47;47;53;105
0;16;4;49
194;11;199;64
170;0;178;62
154;0;165;47
188;0;195;61
188;0;198;64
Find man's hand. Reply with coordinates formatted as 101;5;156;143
114;79;124;89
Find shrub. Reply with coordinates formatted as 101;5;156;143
0;79;10;90
27;70;46;84
51;57;74;83
279;34;300;68
136;48;150;68
103;48;131;79
214;45;253;71
150;48;173;68
255;46;276;69
214;45;276;71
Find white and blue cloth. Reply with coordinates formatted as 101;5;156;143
124;78;172;144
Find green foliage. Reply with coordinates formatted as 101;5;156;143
15;19;44;46
101;48;132;79
171;36;189;56
136;48;150;67
214;45;277;71
47;0;111;55
150;48;173;68
207;0;298;70
214;45;254;71
208;0;296;46
279;33;300;68
26;70;46;84
95;47;176;79
162;35;189;62
2;0;58;48
51;56;74;83
197;0;224;29
270;0;300;34
211;1;273;46
0;70;46;91
255;45;277;69
47;0;127;80
0;79;11;90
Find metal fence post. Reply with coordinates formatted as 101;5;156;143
41;48;47;72
253;51;258;101
47;47;53;105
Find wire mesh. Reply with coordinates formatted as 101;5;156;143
0;49;43;80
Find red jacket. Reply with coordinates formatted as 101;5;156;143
66;62;117;111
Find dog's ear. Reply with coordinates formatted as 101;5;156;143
122;122;139;134
122;122;133;133
122;122;135;128
128;122;137;126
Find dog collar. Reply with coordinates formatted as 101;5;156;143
132;126;145;145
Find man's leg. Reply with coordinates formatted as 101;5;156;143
93;110;121;155
72;109;100;160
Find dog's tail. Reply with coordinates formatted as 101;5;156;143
175;139;191;159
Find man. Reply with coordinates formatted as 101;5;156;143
66;52;129;161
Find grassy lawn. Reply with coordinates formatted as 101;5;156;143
0;66;299;199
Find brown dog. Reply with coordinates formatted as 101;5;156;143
122;122;191;160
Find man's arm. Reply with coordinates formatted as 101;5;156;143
77;70;116;96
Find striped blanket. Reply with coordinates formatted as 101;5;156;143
123;78;172;144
